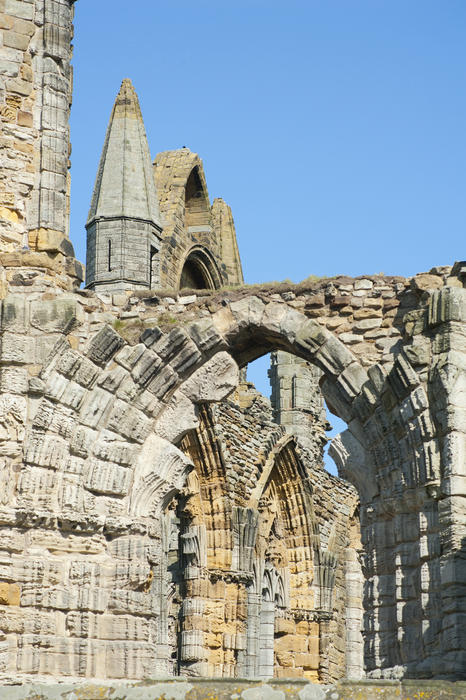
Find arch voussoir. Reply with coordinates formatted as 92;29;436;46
213;298;370;426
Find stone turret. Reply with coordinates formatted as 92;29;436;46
85;79;162;292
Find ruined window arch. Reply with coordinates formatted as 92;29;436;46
185;166;210;229
179;247;222;290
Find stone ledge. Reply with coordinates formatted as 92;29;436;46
0;679;464;699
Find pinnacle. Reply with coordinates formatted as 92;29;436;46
113;77;142;121
86;79;161;227
117;78;137;101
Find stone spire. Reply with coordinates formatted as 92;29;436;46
85;79;163;292
87;79;161;226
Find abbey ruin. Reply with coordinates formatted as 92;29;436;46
0;1;465;696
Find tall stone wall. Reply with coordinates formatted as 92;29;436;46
0;0;465;686
0;0;75;249
0;263;463;682
153;149;243;289
0;0;83;287
0;273;361;683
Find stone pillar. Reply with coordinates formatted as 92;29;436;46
0;0;83;287
28;0;74;242
429;282;466;677
258;599;275;679
269;350;328;456
178;524;209;676
0;0;39;251
344;547;364;680
244;589;261;678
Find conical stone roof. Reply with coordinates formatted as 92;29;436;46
87;79;162;228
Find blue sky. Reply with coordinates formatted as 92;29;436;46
70;1;466;468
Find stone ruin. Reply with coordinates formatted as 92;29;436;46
0;0;465;690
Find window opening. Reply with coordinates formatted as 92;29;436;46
291;375;297;409
150;246;157;288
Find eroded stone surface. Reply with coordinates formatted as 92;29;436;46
0;0;465;687
0;679;464;699
0;273;463;682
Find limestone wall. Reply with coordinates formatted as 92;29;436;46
0;0;76;252
0;263;463;682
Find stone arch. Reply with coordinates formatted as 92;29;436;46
153;149;235;289
18;296;440;545
208;297;369;428
17;299;368;525
11;289;459;681
154;149;209;227
179;245;222;290
189;296;448;679
180;403;232;568
185;166;210;230
238;434;331;680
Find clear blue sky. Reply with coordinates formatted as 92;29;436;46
70;1;465;468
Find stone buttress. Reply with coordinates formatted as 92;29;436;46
0;0;83;290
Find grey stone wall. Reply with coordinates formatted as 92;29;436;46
0;267;463;683
269;350;327;457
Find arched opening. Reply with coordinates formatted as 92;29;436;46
185;166;210;229
179;247;222;290
246;353;343;476
169;341;360;681
16;292;457;683
157;305;372;680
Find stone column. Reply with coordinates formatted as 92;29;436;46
0;0;83;286
28;0;74;241
429;282;466;677
344;547;364;680
269;350;328;457
258;599;275;679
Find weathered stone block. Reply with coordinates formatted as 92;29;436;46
0;582;20;606
84;459;131;496
30;298;82;333
428;287;466;326
315;335;354;376
0;333;34;364
86;326;126;366
79;388;113;429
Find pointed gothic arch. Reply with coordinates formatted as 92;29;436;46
185;166;211;229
